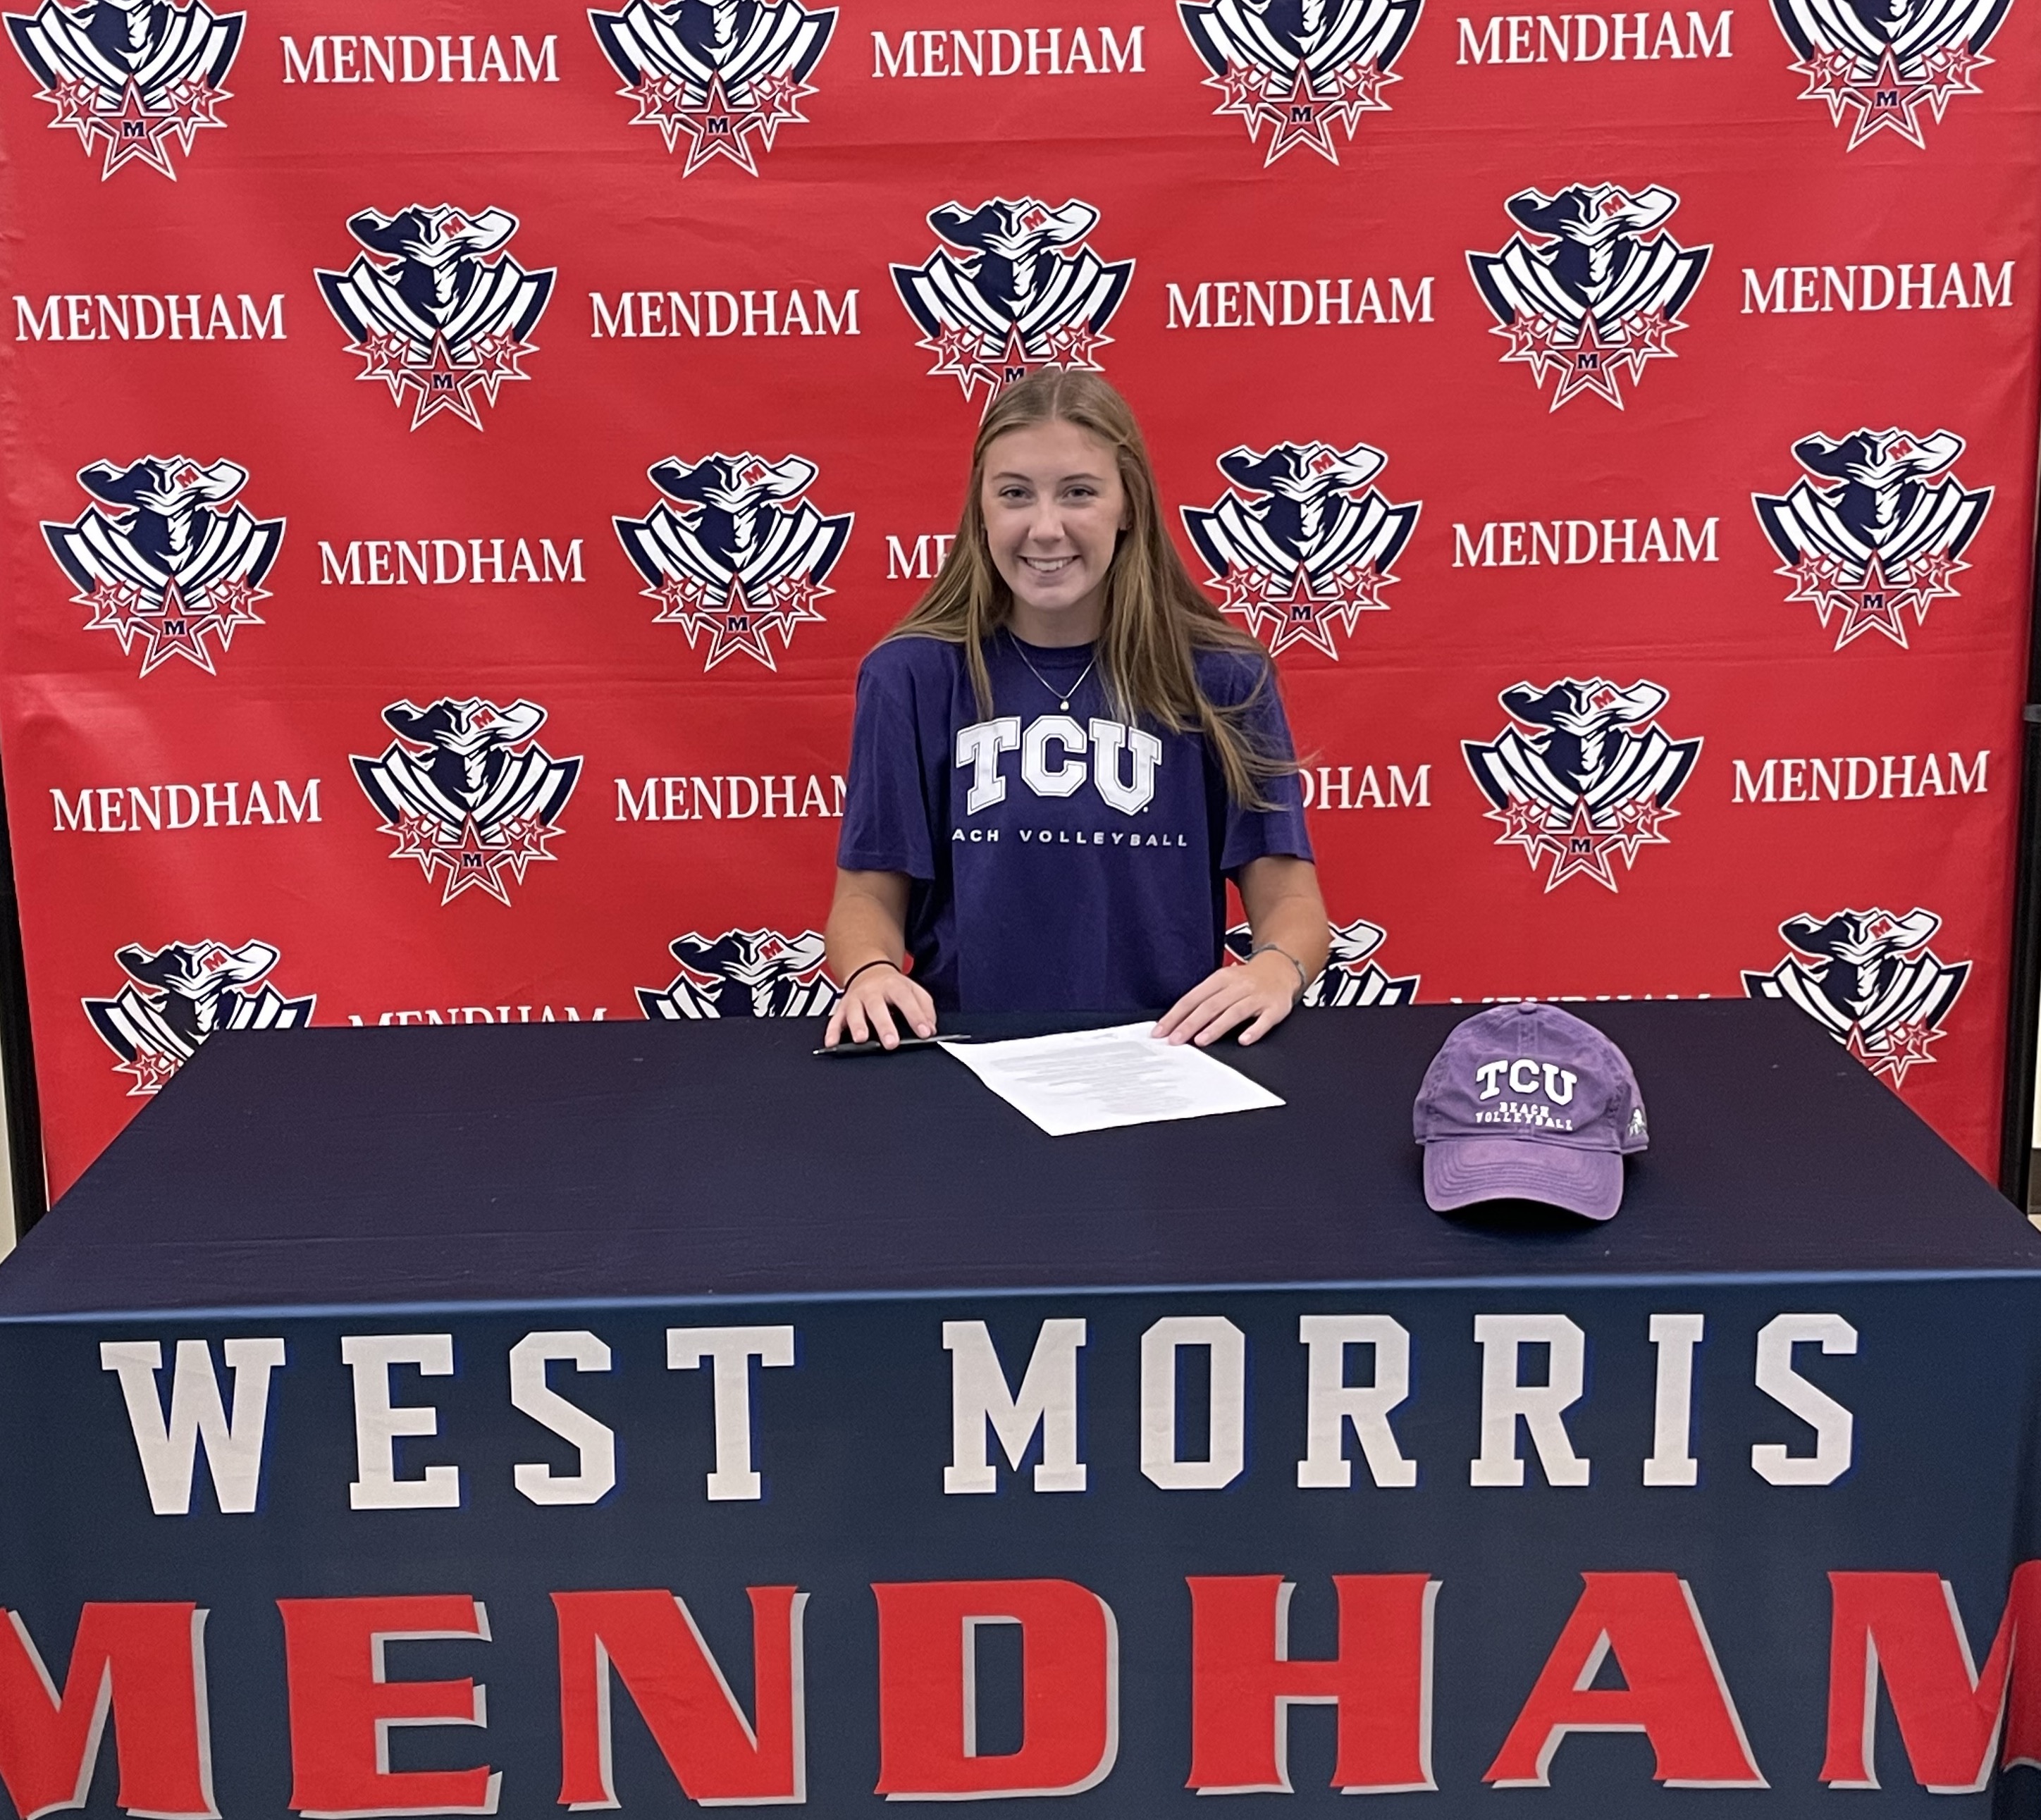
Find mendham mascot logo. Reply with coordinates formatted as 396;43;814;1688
352;698;581;906
892;197;1134;409
316;205;555;432
1179;0;1419;165
1226;917;1419;1004
1772;0;2007;147
1468;185;1709;411
41;456;282;677
6;0;240;178
1752;428;1992;651
85;939;314;1095
1744;908;1968;1086
1181;440;1419;657
1463;678;1701;892
589;0;834;174
614;452;851;670
639;929;841;1017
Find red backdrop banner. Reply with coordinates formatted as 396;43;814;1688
1;0;2035;1197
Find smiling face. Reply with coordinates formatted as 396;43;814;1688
979;419;1128;646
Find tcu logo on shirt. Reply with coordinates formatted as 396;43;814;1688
956;714;1161;814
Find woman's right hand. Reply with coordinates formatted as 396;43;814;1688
825;962;938;1048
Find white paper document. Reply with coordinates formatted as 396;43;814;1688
939;1022;1285;1137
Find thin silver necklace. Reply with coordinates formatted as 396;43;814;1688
1006;631;1096;712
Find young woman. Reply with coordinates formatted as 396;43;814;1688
823;372;1329;1048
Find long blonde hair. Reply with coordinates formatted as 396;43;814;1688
888;371;1288;805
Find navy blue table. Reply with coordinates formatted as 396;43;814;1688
1;1003;2037;1819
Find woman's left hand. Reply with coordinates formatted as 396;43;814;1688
1154;950;1300;1048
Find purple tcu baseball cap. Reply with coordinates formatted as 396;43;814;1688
1412;1002;1648;1220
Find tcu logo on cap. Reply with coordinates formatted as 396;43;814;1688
1476;1057;1579;1106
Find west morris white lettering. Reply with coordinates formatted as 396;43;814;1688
100;1338;288;1516
667;1326;796;1502
944;1319;1087;1493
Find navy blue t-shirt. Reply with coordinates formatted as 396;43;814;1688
837;632;1313;1013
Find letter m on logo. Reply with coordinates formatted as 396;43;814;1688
1824;1565;2041;1792
0;1604;216;1819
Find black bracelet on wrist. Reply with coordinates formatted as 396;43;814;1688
841;957;901;989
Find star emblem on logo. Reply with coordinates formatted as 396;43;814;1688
384;811;562;907
1791;39;1986;150
115;1049;183;1094
1259;566;1344;657
1485;789;1681;892
1200;55;1395;165
405;335;493;431
1848;1015;1944;1086
1041;319;1109;369
1539;800;1627;892
343;330;538;432
1792;46;1858;99
1909;547;1967;607
73;571;269;676
1496;310;1566;370
1322;562;1393;628
1219;566;1277;616
1488;798;1548;848
1782;550;1849;609
128;580;215;674
95;79;182;178
992;325;1038;392
1831;552;1920;649
1219;563;1394;659
44;73;99;137
1849;47;1932;147
1614;307;1680;364
625;72;697;151
1608;795;1677;863
1546;315;1630;409
658;574;828;671
1326;57;1397;120
159;75;228;149
647;573;715;622
1917;41;1990;105
464;330;531;395
1260;67;1341;163
671;72;770;176
1206;58;1274;115
436;817;521;905
78;576;148;643
33;70;233;180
